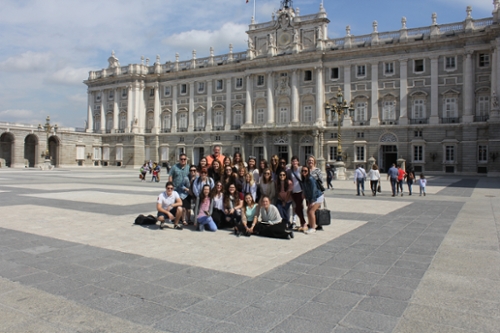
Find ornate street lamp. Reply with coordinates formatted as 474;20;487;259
38;116;58;160
324;87;354;162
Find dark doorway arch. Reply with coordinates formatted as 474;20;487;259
0;132;15;167
24;134;38;167
48;136;60;167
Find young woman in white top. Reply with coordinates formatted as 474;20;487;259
210;181;225;228
367;164;381;196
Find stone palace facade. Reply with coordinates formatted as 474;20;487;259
2;1;500;175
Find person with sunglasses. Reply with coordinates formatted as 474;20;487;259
258;167;276;204
210;181;225;228
275;171;293;229
206;145;225;167
300;166;323;234
287;156;307;230
157;181;183;230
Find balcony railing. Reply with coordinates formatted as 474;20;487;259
441;117;460;124
162;128;171;133
116;129;125;133
213;126;224;131
177;128;188;132
381;120;398;125
145;129;152;133
474;115;489;122
231;125;241;130
352;121;368;126
194;127;205;132
409;118;428;124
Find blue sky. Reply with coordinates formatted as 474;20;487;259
0;0;494;128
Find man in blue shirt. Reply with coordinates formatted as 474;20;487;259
354;165;367;196
169;154;190;223
386;163;399;197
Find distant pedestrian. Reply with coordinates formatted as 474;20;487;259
387;163;398;197
326;164;334;190
354;165;367;196
397;165;406;196
419;174;427;196
405;167;415;195
367;164;381;196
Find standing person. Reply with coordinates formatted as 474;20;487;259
256;159;269;184
165;160;171;175
194;185;217;232
156;181;183;230
275;170;293;228
232;152;247;171
354;164;367;196
211;181;225;228
169;154;190;224
242;172;257;201
419;173;427;196
224;184;243;230
258;168;276;203
238;193;259;236
206;145;225;167
406;167;415;196
140;163;148;181
270;155;280;180
301;166;323;234
253;196;293;239
222;165;237;191
208;160;222;183
307;155;325;193
397;165;406;196
326;164;334;190
287;156;306;231
151;163;159;182
234;167;247;193
387;163;399;197
197;157;208;174
276;158;288;176
155;163;161;182
247;156;259;186
367;164;381;196
192;168;214;198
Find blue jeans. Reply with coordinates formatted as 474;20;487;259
196;216;218;231
390;178;398;195
276;200;292;225
356;178;365;195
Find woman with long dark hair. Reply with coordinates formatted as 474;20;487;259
237;193;259;236
275;170;293;228
210;181;225;228
301;166;324;234
223;184;243;230
208;160;222;183
194;185;218;231
258;167;276;203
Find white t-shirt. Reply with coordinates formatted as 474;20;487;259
157;191;180;210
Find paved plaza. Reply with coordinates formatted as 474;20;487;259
0;168;499;332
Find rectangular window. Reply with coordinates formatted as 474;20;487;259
479;53;490;67
444;97;457;117
116;146;123;161
356;146;365;161
383;101;396;120
413;99;425;119
331;67;339;80
329;146;338;160
414;146;423;161
257;75;265;86
178;113;187;128
278;107;289;124
304;70;312;81
108;91;114;100
414;59;424;73
478;96;490;116
122;89;128;97
414;130;423;137
164;86;171;96
356;132;364;138
445;146;455;162
198;82;205;93
214;111;224;127
445;56;456;70
76;146;85;160
330;133;338;139
95;93;101;102
180;84;187;94
233;110;243;126
93;147;102;160
256;108;265;124
149;88;154;97
357;65;366;77
303;105;313;122
478;145;488;162
235;78;243;88
355;102;366;121
216;80;224;91
234;147;240;154
384;62;394;75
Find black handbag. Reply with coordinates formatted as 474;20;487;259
315;201;331;226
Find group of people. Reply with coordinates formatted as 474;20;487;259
156;146;327;239
140;161;161;182
354;163;428;197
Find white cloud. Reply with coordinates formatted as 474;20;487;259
47;67;91;86
0;51;52;72
67;94;87;103
163;22;248;59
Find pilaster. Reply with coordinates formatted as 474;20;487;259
112;88;119;133
206;79;213;130
153;83;161;134
267;71;275;125
370;61;380;125
171;85;178;132
429;56;440;124
343;65;353;127
126;85;133;133
86;90;93;133
244;75;253;125
100;90;106;134
463;51;474;123
291;69;299;123
316;66;324;124
188;82;195;131
399;59;408;125
225;78;232;130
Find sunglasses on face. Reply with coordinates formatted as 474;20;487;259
180;158;187;160
190;170;197;172
166;187;174;190
279;174;286;177
301;170;308;173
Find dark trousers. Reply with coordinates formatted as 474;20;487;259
356;178;365;195
254;221;289;239
276;200;292;226
397;180;403;194
212;208;225;228
292;192;306;227
390;178;398;195
370;180;378;195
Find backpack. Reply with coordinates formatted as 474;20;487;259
134;214;158;225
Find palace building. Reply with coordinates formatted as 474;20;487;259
2;1;500;175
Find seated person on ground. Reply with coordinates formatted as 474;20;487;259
157;181;183;230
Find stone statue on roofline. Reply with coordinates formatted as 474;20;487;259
108;51;120;69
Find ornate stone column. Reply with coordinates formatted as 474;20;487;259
343;64;353;127
399;59;408;125
244;75;253;125
287;132;293;158
171;85;178;132
315;66;324;124
429;56;440;124
153;83;160;134
463;51;474;123
112;88;119;133
291;69;299;123
370;61;380;125
206;79;213;131
86;90;93;133
225;78;232;130
126;85;133;133
100;90;106;134
262;132;268;160
188;82;195;131
266;71;275;125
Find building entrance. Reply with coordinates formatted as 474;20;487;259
0;132;14;167
381;145;398;173
24;134;38;167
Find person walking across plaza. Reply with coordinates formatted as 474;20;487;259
387;163;398;197
367;164;381;196
419;173;427;196
406;167;416;196
397;165;406;196
354;164;367;196
326;164;335;190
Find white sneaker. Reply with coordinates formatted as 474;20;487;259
292;215;297;224
306;228;316;234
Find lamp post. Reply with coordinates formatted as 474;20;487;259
325;87;354;162
38;116;58;161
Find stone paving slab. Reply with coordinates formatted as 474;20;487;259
0;169;499;332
